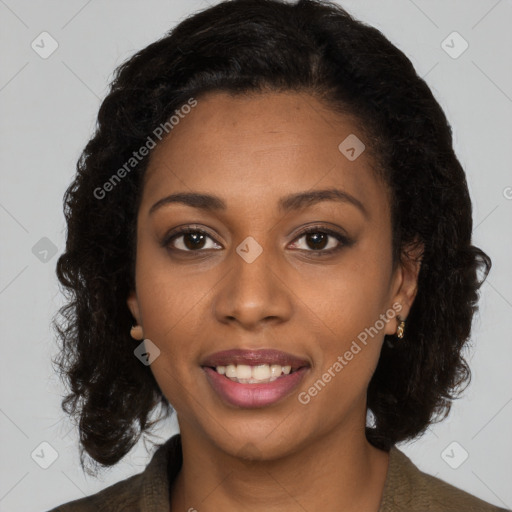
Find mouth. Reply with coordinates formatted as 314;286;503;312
209;363;298;384
201;349;310;408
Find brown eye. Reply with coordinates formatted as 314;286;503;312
304;232;330;251
290;227;350;255
164;228;222;252
180;232;207;250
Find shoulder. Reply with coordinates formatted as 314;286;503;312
45;472;143;512
44;434;182;512
380;446;509;512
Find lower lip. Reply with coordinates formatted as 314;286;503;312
203;366;308;408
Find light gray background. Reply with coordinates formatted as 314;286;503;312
1;1;511;511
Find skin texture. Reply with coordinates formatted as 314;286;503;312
127;91;421;511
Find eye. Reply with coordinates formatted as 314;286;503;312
289;226;349;255
162;225;351;255
163;227;222;252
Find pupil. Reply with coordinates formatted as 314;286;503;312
185;233;205;250
307;233;327;250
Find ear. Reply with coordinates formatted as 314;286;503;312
384;239;423;336
127;289;142;325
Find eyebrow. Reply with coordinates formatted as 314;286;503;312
149;188;368;218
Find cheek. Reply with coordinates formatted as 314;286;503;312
137;281;201;360
313;249;391;332
133;245;206;371
297;265;389;419
135;278;203;412
305;244;392;373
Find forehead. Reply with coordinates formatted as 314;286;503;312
142;91;389;218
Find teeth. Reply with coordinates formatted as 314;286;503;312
226;364;237;378
270;364;282;378
237;364;252;380
252;364;271;380
214;363;296;383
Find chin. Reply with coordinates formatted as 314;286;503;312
200;416;309;462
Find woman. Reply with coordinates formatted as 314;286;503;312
48;0;508;510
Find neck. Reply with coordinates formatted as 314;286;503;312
170;419;390;512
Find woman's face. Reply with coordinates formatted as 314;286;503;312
127;91;419;459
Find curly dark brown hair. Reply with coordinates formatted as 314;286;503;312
52;0;491;475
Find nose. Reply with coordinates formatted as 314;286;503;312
212;243;294;331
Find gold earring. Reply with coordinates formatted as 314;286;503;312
130;325;144;340
396;316;405;339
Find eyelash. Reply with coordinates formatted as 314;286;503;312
162;224;352;256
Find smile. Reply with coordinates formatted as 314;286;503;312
201;349;310;408
214;363;295;383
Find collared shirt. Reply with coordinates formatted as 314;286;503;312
47;434;509;511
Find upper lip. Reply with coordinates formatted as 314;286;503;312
201;349;310;370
